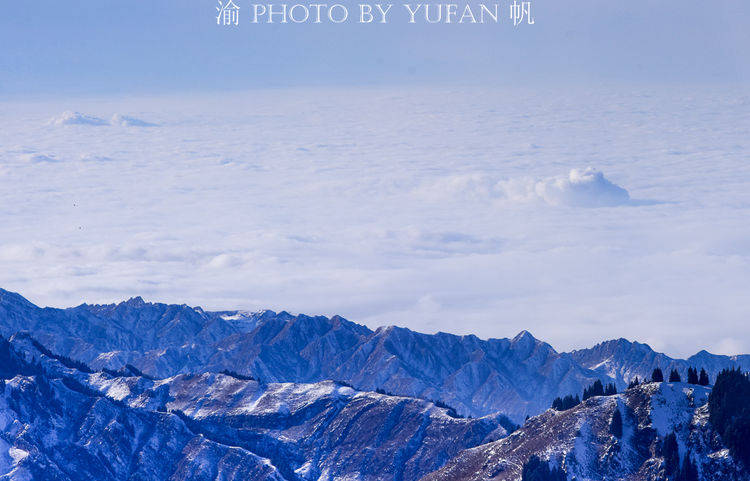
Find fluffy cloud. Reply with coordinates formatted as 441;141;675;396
2;87;748;358
421;168;633;208
49;111;108;126
503;168;631;207
48;111;156;127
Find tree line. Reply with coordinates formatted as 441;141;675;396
552;366;712;412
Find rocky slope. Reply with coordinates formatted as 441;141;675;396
422;381;749;481
0;334;510;481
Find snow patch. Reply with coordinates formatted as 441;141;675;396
8;448;28;464
648;383;708;437
104;382;132;401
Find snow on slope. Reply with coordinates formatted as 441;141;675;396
0;289;609;422
0;335;508;481
571;338;750;389
422;382;747;481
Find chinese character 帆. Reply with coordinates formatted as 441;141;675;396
217;0;241;26
509;0;534;26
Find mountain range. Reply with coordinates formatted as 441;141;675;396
1;288;749;424
1;288;749;480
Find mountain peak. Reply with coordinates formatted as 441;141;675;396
0;288;38;310
123;296;147;307
511;330;536;344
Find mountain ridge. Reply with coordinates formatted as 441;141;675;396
1;288;748;423
0;332;513;481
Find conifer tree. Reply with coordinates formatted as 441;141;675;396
521;455;566;481
552;394;580;411
669;369;682;383
708;368;750;466
652;367;664;383
686;367;698;385
583;380;604;400
676;455;699;481
698;368;710;386
610;408;623;438
662;432;679;475
628;377;640;389
604;383;617;395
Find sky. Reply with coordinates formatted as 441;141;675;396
1;0;748;94
0;1;749;357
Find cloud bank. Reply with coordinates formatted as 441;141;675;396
2;87;749;358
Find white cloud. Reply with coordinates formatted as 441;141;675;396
48;111;156;128
49;111;108;126
420;168;633;208
110;114;157;127
508;167;631;207
710;338;747;356
206;253;244;269
1;86;749;358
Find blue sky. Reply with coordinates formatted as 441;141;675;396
1;0;748;95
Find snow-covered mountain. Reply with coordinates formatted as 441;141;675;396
423;380;749;481
1;289;749;480
0;289;608;422
571;338;750;390
1;289;749;424
0;334;511;480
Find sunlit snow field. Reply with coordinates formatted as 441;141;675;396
1;86;748;357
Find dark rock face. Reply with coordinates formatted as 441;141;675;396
0;335;507;480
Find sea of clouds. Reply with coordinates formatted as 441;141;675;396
1;86;749;357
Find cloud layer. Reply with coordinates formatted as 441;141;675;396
2;86;749;358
